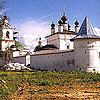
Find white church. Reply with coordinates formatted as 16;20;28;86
0;14;100;73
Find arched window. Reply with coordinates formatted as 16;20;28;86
67;45;69;49
6;31;10;38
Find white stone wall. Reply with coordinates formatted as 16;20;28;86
12;56;26;65
9;38;100;73
47;34;60;48
31;50;75;71
0;57;4;65
87;40;100;72
13;51;20;57
26;54;30;66
47;33;75;50
74;38;100;73
59;34;75;50
2;41;15;51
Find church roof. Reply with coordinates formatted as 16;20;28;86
75;17;100;39
46;31;75;38
34;44;58;52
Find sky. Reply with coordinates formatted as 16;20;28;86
4;0;100;49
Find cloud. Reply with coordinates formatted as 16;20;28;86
94;27;100;36
95;27;100;33
16;19;51;50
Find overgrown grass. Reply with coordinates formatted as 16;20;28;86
0;71;100;99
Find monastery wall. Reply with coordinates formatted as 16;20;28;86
74;39;100;73
12;56;26;65
30;50;75;71
0;57;4;65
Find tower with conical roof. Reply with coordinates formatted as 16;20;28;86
74;17;100;72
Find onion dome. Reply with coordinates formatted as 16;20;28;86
58;20;63;25
74;20;79;27
51;22;55;29
3;16;8;20
61;14;67;24
2;16;9;22
2;16;9;25
61;16;67;22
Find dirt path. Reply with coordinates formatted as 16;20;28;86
9;83;100;100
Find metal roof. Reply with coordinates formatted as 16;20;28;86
76;17;100;38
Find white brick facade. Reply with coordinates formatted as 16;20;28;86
1;16;100;73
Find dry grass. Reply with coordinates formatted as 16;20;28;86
0;71;100;99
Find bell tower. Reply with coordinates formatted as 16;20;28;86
0;16;15;51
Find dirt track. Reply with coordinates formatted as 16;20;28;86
9;82;100;100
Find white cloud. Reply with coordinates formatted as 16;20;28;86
94;27;100;36
95;27;100;33
16;19;51;50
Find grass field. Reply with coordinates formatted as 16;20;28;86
0;71;100;99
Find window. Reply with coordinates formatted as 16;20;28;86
67;45;69;49
6;31;10;38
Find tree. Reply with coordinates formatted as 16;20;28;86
15;41;25;50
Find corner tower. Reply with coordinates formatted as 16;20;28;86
74;17;100;72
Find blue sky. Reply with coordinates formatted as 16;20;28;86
7;0;100;27
4;0;100;48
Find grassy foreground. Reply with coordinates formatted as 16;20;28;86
0;71;100;99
